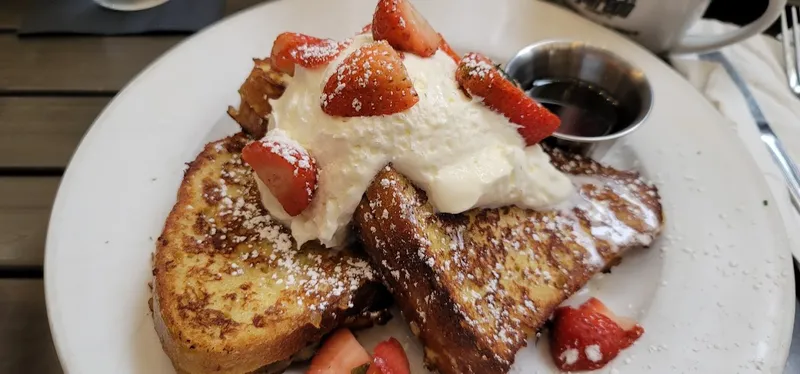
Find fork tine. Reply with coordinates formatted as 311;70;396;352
781;9;793;81
783;8;800;94
781;10;797;93
792;7;800;93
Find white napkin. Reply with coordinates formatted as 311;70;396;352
670;20;800;258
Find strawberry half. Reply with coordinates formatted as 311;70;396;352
241;134;318;216
372;0;442;57
368;338;411;374
455;52;561;146
549;297;644;372
270;32;350;76
438;35;460;63
307;329;371;374
582;297;642;330
321;40;419;117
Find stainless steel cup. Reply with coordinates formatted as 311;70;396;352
505;41;653;158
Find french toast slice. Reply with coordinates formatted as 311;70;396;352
152;133;390;374
354;146;664;374
227;58;286;139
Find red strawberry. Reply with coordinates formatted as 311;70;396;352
307;329;371;374
549;297;644;372
372;0;442;57
582;297;642;330
241;135;318;216
368;338;411;374
438;35;460;63
321;41;419;117
270;32;350;76
455;53;561;146
360;23;373;34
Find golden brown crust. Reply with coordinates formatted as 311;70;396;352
153;133;388;374
227;59;287;138
354;147;664;374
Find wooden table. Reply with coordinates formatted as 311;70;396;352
0;0;798;373
0;1;263;373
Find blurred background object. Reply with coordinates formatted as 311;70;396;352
94;0;170;12
705;0;789;35
19;0;225;35
562;0;785;53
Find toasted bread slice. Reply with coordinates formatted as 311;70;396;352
152;133;389;374
227;58;287;139
354;146;664;374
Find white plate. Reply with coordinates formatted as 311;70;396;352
44;0;795;373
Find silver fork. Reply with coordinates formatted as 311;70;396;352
773;8;800;211
781;6;800;96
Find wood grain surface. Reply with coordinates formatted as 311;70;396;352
0;1;268;372
0;0;265;93
0;178;60;268
0;35;183;93
0;0;24;31
0;97;107;168
0;0;266;31
0;280;62;374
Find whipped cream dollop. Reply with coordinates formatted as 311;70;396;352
255;34;574;248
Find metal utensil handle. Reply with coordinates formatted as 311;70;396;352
762;130;800;207
700;52;800;210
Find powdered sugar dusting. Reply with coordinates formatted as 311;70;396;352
355;148;662;367
320;39;416;113
585;344;603;362
291;37;350;65
258;129;314;174
561;348;579;365
183;137;375;315
461;52;496;80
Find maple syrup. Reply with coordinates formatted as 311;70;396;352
526;78;635;138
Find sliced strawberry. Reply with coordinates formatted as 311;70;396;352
321;40;419;117
455;52;561;146
372;0;442;57
270;32;350;76
369;338;411;374
307;329;371;374
438;35;459;63
241;134;318;216
549;297;644;372
359;23;373;35
583;297;641;331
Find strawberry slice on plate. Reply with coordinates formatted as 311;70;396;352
321;40;419;117
307;329;371;374
270;32;350;76
582;297;643;331
455;52;561;146
367;338;411;374
241;134;318;216
549;297;644;372
372;0;442;57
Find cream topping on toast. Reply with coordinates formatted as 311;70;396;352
257;34;573;248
